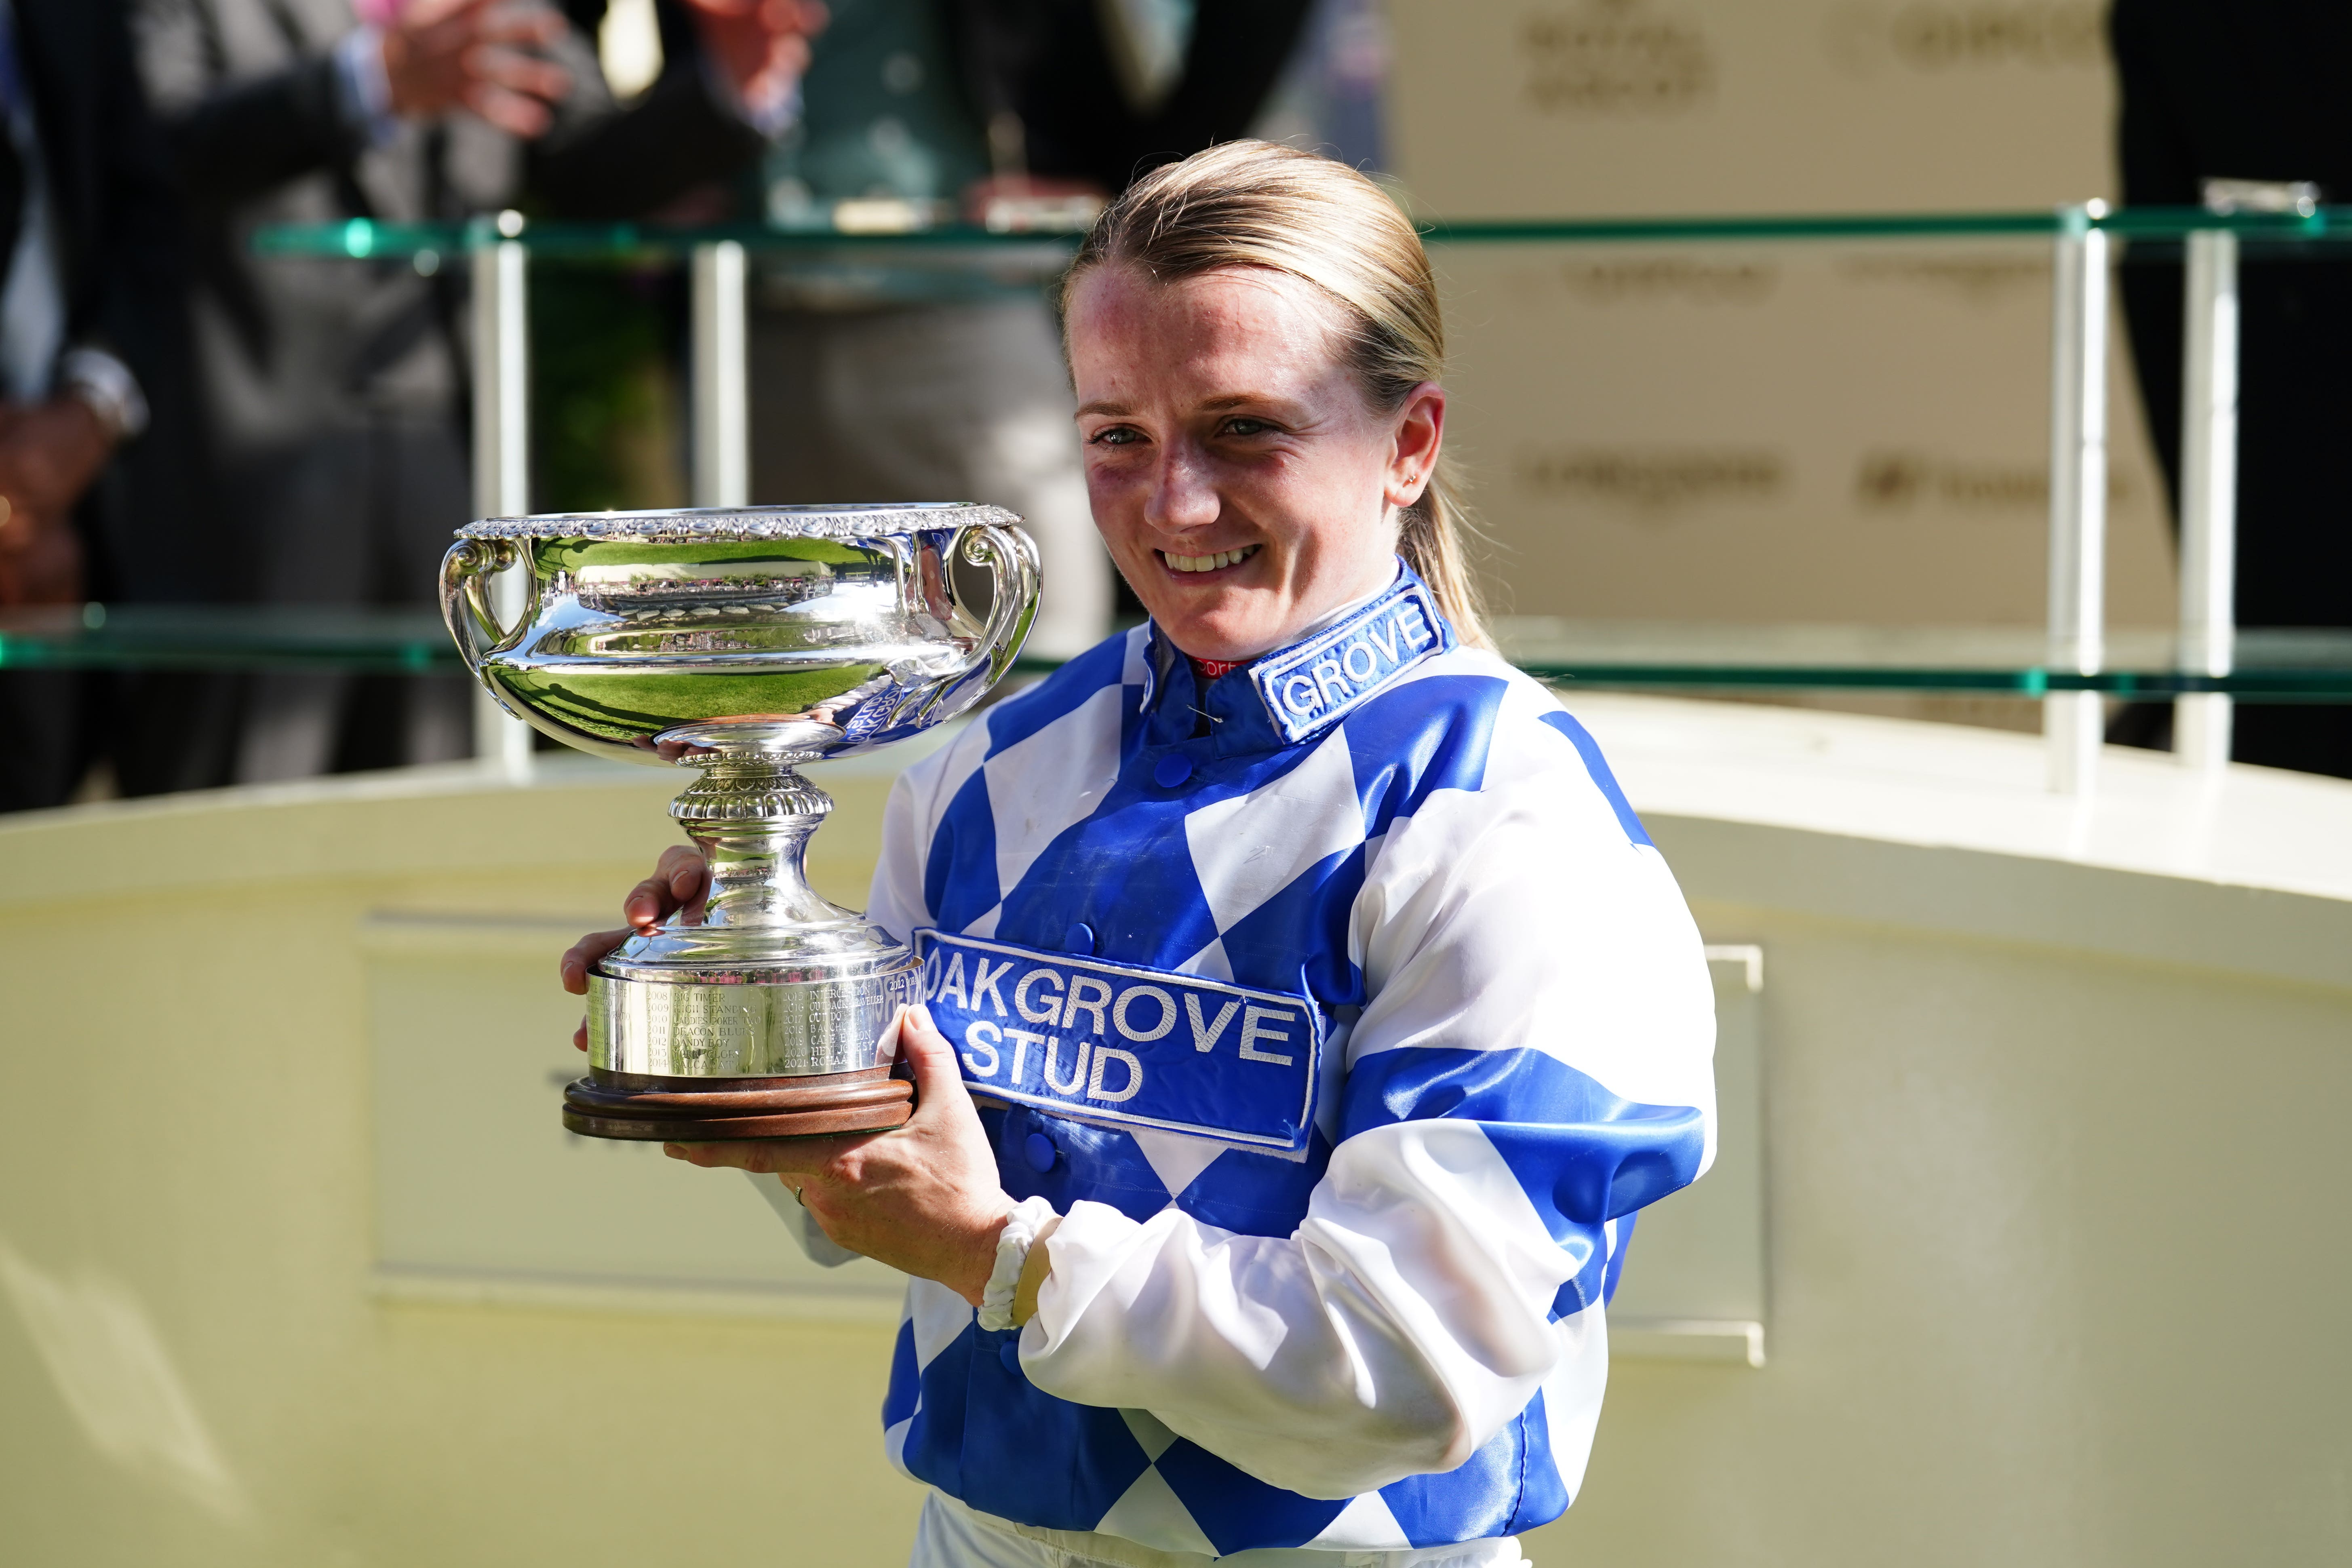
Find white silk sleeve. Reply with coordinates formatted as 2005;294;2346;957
1014;766;1717;1499
742;1170;863;1267
1020;1126;1582;1498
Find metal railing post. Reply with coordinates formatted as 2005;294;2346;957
471;212;533;778
2175;227;2238;772
690;240;750;508
2045;203;2109;795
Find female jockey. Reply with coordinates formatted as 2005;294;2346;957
562;140;1717;1568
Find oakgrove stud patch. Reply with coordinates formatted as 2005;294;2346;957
913;930;1322;1153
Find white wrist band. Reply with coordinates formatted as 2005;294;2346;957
978;1195;1057;1332
57;348;148;440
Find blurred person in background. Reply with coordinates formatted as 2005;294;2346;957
132;0;822;782
750;0;1310;658
0;0;216;812
1003;0;1323;199
2110;0;2352;779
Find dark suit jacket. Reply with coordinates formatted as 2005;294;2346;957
538;0;773;219
14;0;211;604
949;0;1315;192
164;0;767;222
2110;0;2352;629
6;0;221;798
155;0;769;403
2109;0;2352;775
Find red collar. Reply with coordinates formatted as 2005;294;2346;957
1188;655;1246;683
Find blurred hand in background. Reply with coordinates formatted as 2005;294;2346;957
678;0;826;124
379;0;573;137
0;397;116;607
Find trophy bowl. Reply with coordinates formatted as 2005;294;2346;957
440;504;1039;1140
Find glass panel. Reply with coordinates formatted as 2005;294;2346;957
0;605;454;675
251;219;1089;263
9;605;2350;698
251;206;2352;262
223;208;2352;706
1495;620;2352;698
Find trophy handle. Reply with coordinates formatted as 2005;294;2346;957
959;522;1041;684
439;536;521;677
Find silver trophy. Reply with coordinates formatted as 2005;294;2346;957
440;505;1039;1140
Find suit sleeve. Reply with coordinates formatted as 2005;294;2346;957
1014;760;1718;1499
79;0;218;603
151;53;365;209
524;44;767;220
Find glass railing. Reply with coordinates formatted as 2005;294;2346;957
253;215;1085;263
1492;620;2352;699
232;205;2352;782
8;605;2349;700
252;204;2352;260
0;605;456;676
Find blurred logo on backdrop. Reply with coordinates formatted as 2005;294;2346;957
1855;451;2138;512
1841;253;2049;307
1825;4;2106;76
1502;256;1779;307
1517;447;1787;518
1520;0;1716;115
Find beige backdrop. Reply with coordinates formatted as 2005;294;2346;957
1388;0;2175;636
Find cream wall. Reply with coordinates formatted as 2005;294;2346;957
4;703;2349;1566
1540;916;2352;1567
1387;1;2176;635
0;761;925;1568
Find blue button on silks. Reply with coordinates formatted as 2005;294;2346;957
999;1340;1022;1373
1064;921;1096;954
1024;1132;1058;1172
1153;753;1193;788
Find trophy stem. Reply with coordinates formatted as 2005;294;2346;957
570;748;921;1135
669;758;856;929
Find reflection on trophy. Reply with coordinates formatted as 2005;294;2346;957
440;506;1039;1140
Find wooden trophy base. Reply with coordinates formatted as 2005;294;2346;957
562;1065;914;1141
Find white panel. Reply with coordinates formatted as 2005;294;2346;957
1126;1128;1229;1201
1090;1465;1218;1558
1307;1491;1413;1551
362;912;905;1317
1182;728;1360;934
1608;947;1767;1365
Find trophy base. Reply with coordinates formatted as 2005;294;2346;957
562;1065;914;1141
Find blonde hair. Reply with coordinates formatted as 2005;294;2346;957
1060;141;1493;649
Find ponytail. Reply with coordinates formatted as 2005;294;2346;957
1399;458;1492;651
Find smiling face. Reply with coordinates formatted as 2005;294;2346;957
1066;263;1445;663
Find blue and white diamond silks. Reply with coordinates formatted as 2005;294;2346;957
786;564;1718;1557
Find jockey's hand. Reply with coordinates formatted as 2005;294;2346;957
666;1005;1014;1306
558;844;709;1052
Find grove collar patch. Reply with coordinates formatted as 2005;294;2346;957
1248;575;1450;745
